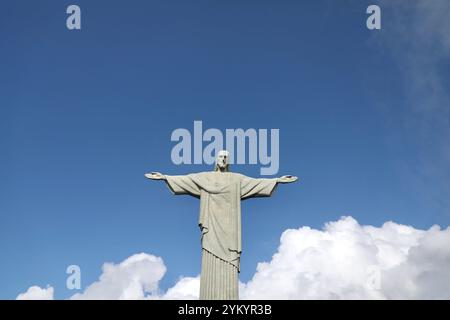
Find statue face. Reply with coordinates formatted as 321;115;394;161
216;152;229;169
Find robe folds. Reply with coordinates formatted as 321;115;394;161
165;171;278;299
165;172;278;270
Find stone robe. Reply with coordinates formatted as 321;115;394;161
165;172;277;268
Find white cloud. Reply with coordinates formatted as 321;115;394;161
17;217;450;300
160;276;200;300
71;253;166;300
16;285;54;300
240;216;450;299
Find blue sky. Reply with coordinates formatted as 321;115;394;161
1;1;449;299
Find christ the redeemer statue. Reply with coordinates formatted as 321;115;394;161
145;150;297;300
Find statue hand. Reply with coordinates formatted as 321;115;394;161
145;172;166;180
277;175;298;183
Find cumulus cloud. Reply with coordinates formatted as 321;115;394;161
17;253;196;300
17;216;450;300
69;252;199;300
71;253;166;300
241;216;450;299
16;285;54;300
161;276;200;300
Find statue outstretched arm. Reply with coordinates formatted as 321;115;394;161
145;171;201;197
240;174;298;199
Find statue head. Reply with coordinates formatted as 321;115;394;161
214;150;230;172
